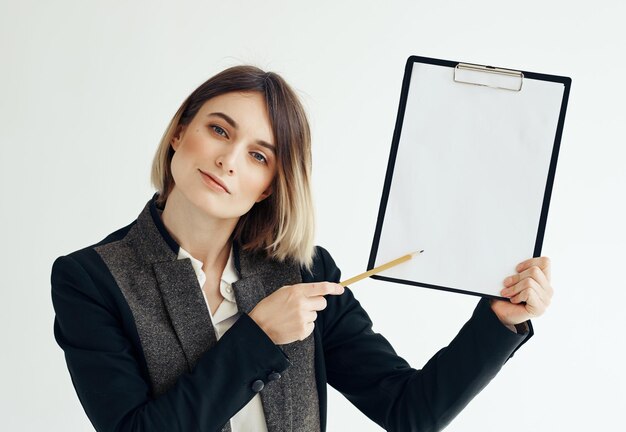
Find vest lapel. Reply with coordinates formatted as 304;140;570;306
153;259;218;370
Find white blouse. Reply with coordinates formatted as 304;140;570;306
177;245;269;432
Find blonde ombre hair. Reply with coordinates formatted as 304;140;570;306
151;65;316;272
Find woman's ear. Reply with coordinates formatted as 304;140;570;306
171;124;187;151
256;186;273;203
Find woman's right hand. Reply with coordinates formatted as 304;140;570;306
248;282;345;345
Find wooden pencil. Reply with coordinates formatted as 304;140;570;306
339;250;424;287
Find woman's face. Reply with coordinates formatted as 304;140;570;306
169;91;277;221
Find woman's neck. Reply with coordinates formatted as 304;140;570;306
159;188;237;272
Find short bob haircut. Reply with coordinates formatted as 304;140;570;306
151;65;316;273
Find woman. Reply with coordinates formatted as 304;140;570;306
51;65;553;432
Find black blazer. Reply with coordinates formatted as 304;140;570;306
51;194;532;432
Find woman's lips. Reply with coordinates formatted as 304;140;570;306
199;170;230;193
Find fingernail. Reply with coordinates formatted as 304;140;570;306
503;276;511;285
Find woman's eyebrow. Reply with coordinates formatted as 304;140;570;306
207;112;276;154
208;112;238;129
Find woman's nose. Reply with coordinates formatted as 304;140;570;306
216;158;234;174
215;147;239;175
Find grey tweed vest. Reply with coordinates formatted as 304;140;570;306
94;196;320;432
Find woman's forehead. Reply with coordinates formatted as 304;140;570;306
200;91;266;113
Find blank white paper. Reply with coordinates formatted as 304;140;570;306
373;62;565;297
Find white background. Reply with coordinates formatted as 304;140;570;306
2;0;624;431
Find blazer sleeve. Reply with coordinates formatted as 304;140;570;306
315;246;533;432
51;254;291;432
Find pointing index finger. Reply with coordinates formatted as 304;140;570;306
304;282;345;297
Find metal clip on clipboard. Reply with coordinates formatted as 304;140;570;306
454;63;524;91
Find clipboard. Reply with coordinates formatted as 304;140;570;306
367;55;571;300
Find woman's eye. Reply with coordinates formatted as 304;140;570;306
251;152;267;164
211;125;228;137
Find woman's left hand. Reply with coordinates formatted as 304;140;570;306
490;256;553;327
